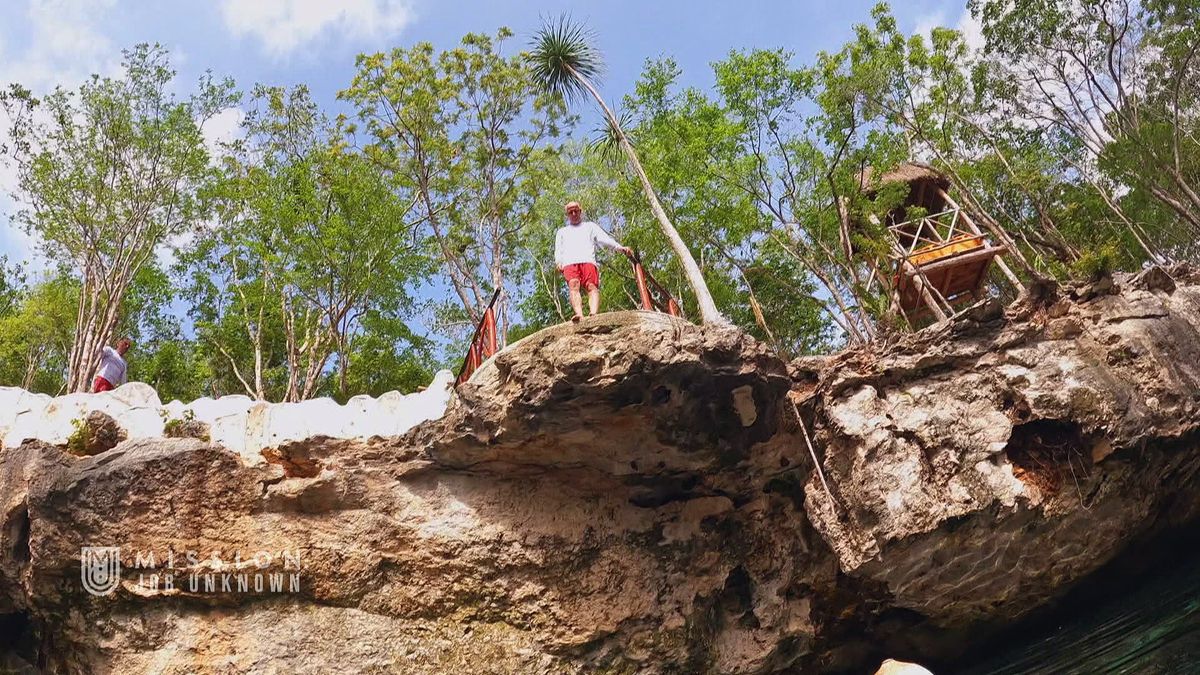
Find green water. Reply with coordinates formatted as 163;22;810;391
958;558;1200;674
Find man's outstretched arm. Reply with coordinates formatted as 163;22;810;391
590;223;632;256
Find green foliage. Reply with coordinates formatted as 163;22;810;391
179;84;428;401
1070;242;1121;282
0;43;238;391
163;410;210;441
342;29;570;348
0;274;77;393
339;313;434;400
525;16;604;102
162;417;185;437
0;256;22;317
65;417;87;457
970;0;1200;259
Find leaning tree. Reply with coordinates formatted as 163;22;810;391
526;17;728;325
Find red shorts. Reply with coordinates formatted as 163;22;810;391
92;377;115;393
561;263;600;289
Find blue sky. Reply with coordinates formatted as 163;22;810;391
0;0;974;269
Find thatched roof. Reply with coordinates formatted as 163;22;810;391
857;161;951;192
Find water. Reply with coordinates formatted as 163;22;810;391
958;544;1200;674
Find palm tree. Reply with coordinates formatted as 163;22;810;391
527;17;728;325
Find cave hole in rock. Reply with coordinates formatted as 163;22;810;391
627;474;701;508
720;565;760;629
763;473;807;512
1004;419;1095;493
0;610;36;667
6;504;30;564
1001;391;1033;422
0;611;30;648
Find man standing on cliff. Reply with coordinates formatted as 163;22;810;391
554;201;632;322
92;338;132;393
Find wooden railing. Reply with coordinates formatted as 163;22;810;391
455;288;501;385
888;207;966;258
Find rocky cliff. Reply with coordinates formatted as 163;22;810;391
2;266;1199;674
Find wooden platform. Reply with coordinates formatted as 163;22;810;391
894;235;1004;312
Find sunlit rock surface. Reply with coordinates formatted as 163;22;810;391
802;266;1200;633
3;268;1200;673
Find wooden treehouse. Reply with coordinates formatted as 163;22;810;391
859;163;1016;322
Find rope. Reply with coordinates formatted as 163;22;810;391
792;397;835;505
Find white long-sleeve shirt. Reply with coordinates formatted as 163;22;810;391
554;221;623;268
95;346;127;386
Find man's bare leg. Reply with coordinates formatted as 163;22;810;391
568;279;584;322
587;284;601;316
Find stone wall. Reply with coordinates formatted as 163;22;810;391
0;370;455;464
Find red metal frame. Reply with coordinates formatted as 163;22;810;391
456;288;502;385
630;250;681;318
456;256;681;386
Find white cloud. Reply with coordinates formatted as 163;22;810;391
218;0;415;57
913;10;947;41
202;106;245;155
0;0;121;272
0;0;119;91
955;10;985;54
912;7;985;54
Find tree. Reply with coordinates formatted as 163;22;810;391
714;47;895;341
340;313;433;399
0;274;76;393
614;57;834;352
0;264;198;396
181;85;425;401
526;17;728;325
0;44;236;391
342;29;569;345
0;256;21;317
117;265;209;402
971;0;1200;259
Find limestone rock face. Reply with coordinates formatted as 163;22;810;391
802;268;1200;628
68;411;127;456
3;270;1200;674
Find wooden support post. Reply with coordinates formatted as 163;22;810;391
902;260;950;322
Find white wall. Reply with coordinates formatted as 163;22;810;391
0;370;455;464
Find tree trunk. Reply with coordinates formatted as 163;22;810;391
66;272;127;393
568;66;728;326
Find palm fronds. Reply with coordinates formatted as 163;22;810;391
587;108;632;162
526;15;604;101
